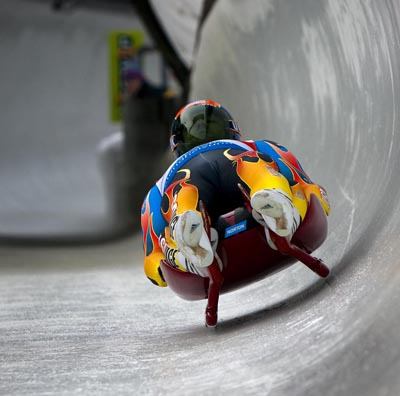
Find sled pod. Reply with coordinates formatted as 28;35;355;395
160;193;327;300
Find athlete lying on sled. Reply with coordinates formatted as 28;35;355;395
141;100;330;327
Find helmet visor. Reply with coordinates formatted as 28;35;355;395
171;105;240;156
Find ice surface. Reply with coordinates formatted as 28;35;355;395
1;1;400;395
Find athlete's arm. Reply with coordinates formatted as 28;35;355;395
254;140;330;215
273;142;330;216
141;188;168;287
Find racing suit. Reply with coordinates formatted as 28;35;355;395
141;139;330;287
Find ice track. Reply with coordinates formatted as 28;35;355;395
1;1;400;395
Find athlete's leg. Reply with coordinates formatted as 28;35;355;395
228;153;303;246
161;169;217;274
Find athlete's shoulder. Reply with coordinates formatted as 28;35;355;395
251;139;289;152
252;139;300;165
243;139;292;154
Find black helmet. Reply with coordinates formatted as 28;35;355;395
170;99;241;157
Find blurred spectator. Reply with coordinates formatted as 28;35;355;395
123;69;168;100
121;67;180;228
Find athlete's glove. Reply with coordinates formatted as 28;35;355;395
251;189;300;250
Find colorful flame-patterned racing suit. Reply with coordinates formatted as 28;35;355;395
141;139;330;287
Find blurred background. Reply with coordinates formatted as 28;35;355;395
0;0;196;242
1;1;400;395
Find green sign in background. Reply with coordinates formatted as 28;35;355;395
109;31;144;122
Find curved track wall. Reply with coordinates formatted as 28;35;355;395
189;0;400;394
2;1;400;395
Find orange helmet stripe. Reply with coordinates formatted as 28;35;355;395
175;99;221;119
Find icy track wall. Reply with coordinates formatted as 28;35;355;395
190;0;400;394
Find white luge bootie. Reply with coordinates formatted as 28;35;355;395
173;210;214;269
251;189;300;239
